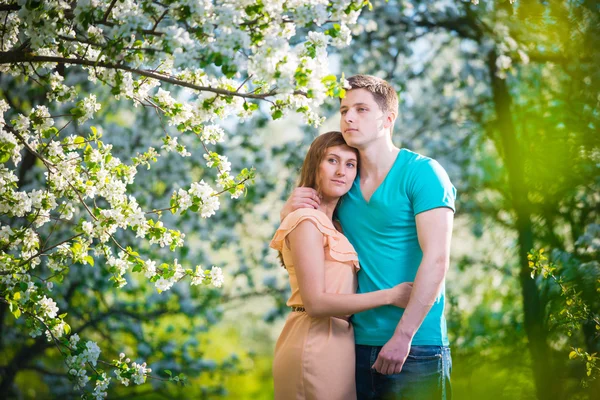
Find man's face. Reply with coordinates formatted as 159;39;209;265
339;88;390;149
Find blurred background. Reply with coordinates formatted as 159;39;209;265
2;0;598;399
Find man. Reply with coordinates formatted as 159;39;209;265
281;74;455;399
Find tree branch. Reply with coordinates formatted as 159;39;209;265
101;0;119;23
18;233;84;267
4;124;55;168
0;51;303;100
0;4;19;12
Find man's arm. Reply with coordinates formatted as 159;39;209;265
372;207;453;375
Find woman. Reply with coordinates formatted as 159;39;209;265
270;131;412;400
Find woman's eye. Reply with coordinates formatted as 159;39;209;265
347;163;355;168
328;158;337;163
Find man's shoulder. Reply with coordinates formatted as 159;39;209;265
398;149;454;195
400;148;442;172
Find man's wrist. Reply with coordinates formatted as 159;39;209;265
394;324;416;341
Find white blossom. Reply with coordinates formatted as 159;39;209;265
210;266;224;288
13;114;30;133
40;295;59;319
155;277;174;292
69;333;80;347
131;362;151;385
191;265;205;286
82;221;94;236
201;125;225;144
92;373;110;399
144;260;157;278
79;94;102;123
155;88;176;108
83;341;101;367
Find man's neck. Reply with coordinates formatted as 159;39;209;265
358;139;400;179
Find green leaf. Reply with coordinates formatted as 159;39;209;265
0;142;16;163
71;242;82;255
42;127;58;139
85;255;95;266
272;109;283;120
74;136;86;148
164;369;172;377
0;151;11;163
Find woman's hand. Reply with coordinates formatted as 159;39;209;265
389;282;413;308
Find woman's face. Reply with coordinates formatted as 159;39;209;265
317;145;358;200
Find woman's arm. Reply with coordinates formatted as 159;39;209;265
288;220;411;318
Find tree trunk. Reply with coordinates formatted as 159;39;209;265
487;50;557;399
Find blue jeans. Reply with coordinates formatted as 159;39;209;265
355;345;452;400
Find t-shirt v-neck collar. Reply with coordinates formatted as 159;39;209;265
356;150;404;205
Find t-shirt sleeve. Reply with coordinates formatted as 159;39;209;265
410;159;456;216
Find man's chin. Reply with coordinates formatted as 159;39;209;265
343;138;364;150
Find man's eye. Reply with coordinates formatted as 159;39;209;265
341;110;347;115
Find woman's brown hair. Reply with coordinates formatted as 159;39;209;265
278;131;358;267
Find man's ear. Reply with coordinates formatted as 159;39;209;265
383;111;397;129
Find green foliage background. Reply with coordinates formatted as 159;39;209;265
1;0;598;399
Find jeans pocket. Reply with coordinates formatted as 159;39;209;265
406;353;442;361
406;346;443;361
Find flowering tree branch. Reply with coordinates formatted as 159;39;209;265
0;51;290;100
0;0;369;396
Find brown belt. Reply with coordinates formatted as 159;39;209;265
291;306;306;312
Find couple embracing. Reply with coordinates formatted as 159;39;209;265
270;75;456;400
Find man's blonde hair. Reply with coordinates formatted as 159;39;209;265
346;75;398;115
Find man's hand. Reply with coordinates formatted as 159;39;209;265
372;333;412;375
280;187;320;221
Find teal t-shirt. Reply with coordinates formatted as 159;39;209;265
336;149;456;346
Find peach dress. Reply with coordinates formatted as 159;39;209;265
269;209;360;400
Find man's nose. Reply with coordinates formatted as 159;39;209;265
344;110;354;123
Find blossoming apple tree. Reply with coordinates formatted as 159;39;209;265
0;0;367;397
